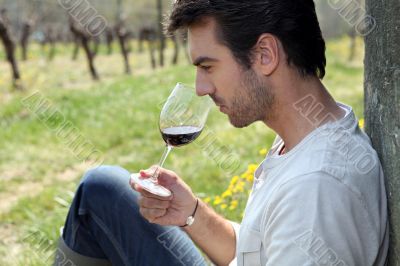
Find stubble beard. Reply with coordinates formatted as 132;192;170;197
228;69;275;128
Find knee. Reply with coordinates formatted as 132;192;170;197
79;165;136;202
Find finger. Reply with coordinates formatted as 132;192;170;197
129;179;140;192
141;167;178;188
131;181;172;200
139;165;158;178
139;207;167;222
139;196;170;209
139;187;173;201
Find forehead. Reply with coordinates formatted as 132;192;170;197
187;18;230;61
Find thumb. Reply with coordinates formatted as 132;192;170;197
153;168;179;187
139;166;158;179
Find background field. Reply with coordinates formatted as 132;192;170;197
0;37;365;265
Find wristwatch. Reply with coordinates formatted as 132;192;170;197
180;198;199;227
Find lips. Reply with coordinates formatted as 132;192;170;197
210;96;227;113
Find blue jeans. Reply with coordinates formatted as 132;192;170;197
62;166;207;266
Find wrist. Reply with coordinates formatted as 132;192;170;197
180;197;199;228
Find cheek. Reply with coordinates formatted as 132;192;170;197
213;67;243;97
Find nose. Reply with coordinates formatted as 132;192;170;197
195;70;215;97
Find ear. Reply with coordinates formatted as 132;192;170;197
254;33;280;76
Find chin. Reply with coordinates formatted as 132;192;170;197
228;116;253;128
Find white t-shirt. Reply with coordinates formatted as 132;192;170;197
231;103;389;266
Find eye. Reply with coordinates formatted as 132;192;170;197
200;65;212;71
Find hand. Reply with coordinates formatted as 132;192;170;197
130;166;197;226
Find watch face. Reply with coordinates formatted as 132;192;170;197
186;216;195;226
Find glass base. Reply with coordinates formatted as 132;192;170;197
130;173;172;198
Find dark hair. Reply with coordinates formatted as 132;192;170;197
166;0;326;79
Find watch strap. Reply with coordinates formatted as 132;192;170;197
180;198;199;227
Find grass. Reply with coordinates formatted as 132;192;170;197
0;36;365;265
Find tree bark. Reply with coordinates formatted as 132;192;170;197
0;16;21;86
70;20;99;80
20;20;33;61
46;27;56;61
92;36;100;57
115;22;131;74
348;29;357;62
365;1;400;265
106;27;114;55
72;35;80;60
171;34;179;65
149;38;156;70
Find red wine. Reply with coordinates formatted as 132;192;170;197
161;126;203;147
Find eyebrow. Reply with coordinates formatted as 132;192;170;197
192;56;219;66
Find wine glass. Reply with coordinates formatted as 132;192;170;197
130;83;213;197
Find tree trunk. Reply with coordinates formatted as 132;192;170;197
347;0;361;62
46;27;56;61
157;0;165;67
70;20;99;80
115;23;131;74
48;42;56;61
348;29;356;62
0;17;21;86
171;35;179;65
364;1;400;265
20;21;32;61
149;39;156;70
72;35;80;60
92;36;100;57
106;27;114;55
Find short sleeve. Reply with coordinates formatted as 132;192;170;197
229;220;240;266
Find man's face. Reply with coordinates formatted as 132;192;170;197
188;18;275;128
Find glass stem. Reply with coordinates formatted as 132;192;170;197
150;145;172;182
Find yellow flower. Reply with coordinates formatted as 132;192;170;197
222;190;232;198
259;148;268;156
229;200;239;210
213;196;222;206
221;204;228;210
248;164;258;172
230;176;239;186
204;197;211;204
246;174;254;183
236;181;245;193
359;118;365;129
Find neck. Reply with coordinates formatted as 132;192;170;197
265;75;345;152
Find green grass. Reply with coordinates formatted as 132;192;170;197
0;36;365;265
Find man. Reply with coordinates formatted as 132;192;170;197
55;1;389;265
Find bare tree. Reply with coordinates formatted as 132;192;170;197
105;26;114;55
0;8;21;87
365;0;400;264
171;34;179;65
139;27;157;69
91;36;100;57
69;18;99;80
71;34;80;60
115;19;132;74
348;28;357;62
170;32;190;65
20;19;33;61
46;26;56;61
